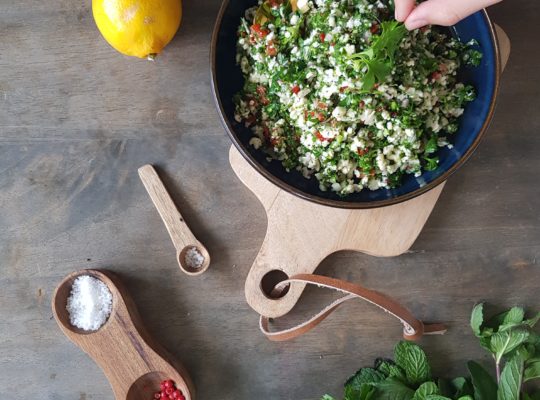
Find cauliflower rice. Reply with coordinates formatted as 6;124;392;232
234;0;481;195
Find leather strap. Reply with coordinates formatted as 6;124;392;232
260;274;447;341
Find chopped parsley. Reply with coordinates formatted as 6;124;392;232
234;0;480;195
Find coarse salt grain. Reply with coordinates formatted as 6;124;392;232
185;247;205;269
66;275;113;331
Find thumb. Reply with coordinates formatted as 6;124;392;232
404;0;502;30
394;0;415;22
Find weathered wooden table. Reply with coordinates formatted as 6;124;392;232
1;1;539;399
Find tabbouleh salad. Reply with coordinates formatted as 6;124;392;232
234;0;481;195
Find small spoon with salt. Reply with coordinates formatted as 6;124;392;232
138;164;210;276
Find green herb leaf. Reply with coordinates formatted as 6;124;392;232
375;377;415;400
424;135;438;155
525;312;540;328
376;359;407;383
497;355;524;400
343;368;385;400
345;368;386;389
394;341;431;387
423;156;439;171
467;361;498;400
413;382;439;400
524;361;540;382
372;21;408;61
457;396;474;400
503;307;525;325
491;327;530;362
344;383;376;400
351;21;407;90
451;377;474;398
471;303;484;337
425;396;451;400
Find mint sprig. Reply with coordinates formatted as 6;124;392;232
323;305;540;400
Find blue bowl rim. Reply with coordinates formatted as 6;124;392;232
210;2;501;209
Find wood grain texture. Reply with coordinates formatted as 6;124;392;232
0;1;539;399
52;269;195;400
138;165;210;275
230;148;445;318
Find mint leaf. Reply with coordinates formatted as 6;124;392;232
375;377;415;400
345;368;386;388
376;359;407;382
467;361;498;400
471;303;484;337
524;361;540;382
344;368;384;400
457;397;474;400
394;341;431;386
503;307;525;325
452;377;474;397
344;383;375;400
497;355;524;400
491;327;530;362
425;396;451;400
413;382;439;400
525;312;540;328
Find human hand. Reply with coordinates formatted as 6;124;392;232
395;0;502;30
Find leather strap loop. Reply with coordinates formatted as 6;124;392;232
260;274;447;341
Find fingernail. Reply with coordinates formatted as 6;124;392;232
405;17;428;30
395;9;404;22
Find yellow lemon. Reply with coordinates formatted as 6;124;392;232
92;0;182;59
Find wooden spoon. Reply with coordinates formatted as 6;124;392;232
138;165;210;276
52;269;195;400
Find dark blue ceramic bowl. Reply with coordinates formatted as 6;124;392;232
211;1;501;208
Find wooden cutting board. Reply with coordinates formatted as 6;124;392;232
231;26;510;319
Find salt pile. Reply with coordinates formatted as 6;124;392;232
66;275;113;331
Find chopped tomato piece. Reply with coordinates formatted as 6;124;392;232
357;148;368;156
291;85;301;94
319;32;326;42
251;24;269;38
268;0;282;7
370;23;380;34
315;131;325;141
266;44;277;56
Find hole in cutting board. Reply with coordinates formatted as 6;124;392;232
260;270;290;299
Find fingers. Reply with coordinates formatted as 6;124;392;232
394;0;416;22
404;0;503;30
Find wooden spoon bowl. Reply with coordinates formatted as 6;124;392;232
52;269;195;400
